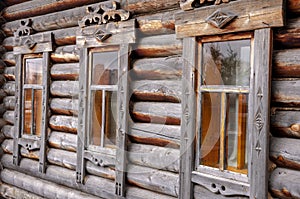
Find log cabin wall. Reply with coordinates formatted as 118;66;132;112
0;0;298;199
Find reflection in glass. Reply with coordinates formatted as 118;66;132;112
25;58;43;85
200;39;250;174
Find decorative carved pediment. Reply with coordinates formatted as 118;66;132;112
14;19;33;38
79;1;130;28
180;0;231;11
206;9;237;28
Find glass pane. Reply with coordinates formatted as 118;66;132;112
202;40;251;86
90;90;117;148
25;58;43;85
91;51;118;85
200;92;248;174
23;89;43;136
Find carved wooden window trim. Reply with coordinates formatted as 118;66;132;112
13;19;52;174
176;0;285;198
75;2;135;197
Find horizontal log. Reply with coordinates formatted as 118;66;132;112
3;96;15;110
2;0;29;6
51;45;79;63
0;59;7;71
0;119;8;129
270;137;300;170
4;66;15;81
3;81;15;96
129;122;180;149
1;169;101;199
194;185;248;199
128;143;179;172
274;18;300;49
0;103;6;117
1;125;14;138
48;131;77;152
270;168;300;199
49;115;77;134
271;110;300;138
132;102;181;125
132;57;182;80
287;0;300;14
50;81;78;97
2;139;40;160
131;80;181;103
2;154;178;198
3;110;14;125
0;89;7;103
273;49;300;78
2;52;15;66
0;183;44;199
272;80;300;106
51;63;79;80
50;98;78;116
2;0;101;21
135;34;182;57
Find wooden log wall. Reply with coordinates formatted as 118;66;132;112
0;0;300;198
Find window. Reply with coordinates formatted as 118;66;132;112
175;0;285;197
12;26;52;174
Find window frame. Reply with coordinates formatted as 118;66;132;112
13;27;52;174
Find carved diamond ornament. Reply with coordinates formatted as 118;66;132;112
206;9;237;29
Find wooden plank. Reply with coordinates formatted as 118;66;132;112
270;137;300;170
270;168;300;199
250;28;272;199
271;110;300;138
175;0;285;38
132;80;181;103
0;183;44;199
49;115;77;134
194;185;249;199
132;102;181;125
50;81;79;97
132;57;182;80
179;37;196;199
50;98;78;116
2;0;102;21
272;80;300;106
51;63;79;80
273;49;300;78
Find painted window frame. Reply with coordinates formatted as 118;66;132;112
75;3;135;197
12;21;52;174
175;0;285;198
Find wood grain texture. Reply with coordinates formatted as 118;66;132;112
49;115;78;134
50;98;78;116
50;81;79;97
270;168;300;199
272;80;300;106
273;49;300;78
271;110;300;138
270;137;300;170
51;63;79;80
194;185;249;199
0;183;44;199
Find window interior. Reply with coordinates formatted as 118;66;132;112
199;39;251;174
88;48;118;148
22;57;43;137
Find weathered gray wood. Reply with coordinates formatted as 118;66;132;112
270;137;300;170
48;131;77;152
0;183;45;199
2;52;15;66
132;102;181;125
49;115;78;134
50;98;78;116
128;143;179;172
0;89;7;103
2;0;102;21
271;110;300;138
135;34;182;57
270;168;300;199
1;125;14;138
1;169;101;199
272;80;300;106
3;96;15;110
179;37;196;199
194;185;249;199
4;66;15;81
273;49;300;78
3;81;15;96
250;28;272;199
51;45;79;63
3;110;14;124
2;0;29;6
275;17;300;49
175;0;285;38
0;103;6;117
132;57;182;80
51;63;79;80
0;59;7;72
50;81;79;97
132;80;181;103
0;119;8;129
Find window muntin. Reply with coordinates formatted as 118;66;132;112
88;47;119;149
198;39;251;174
22;57;43;137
